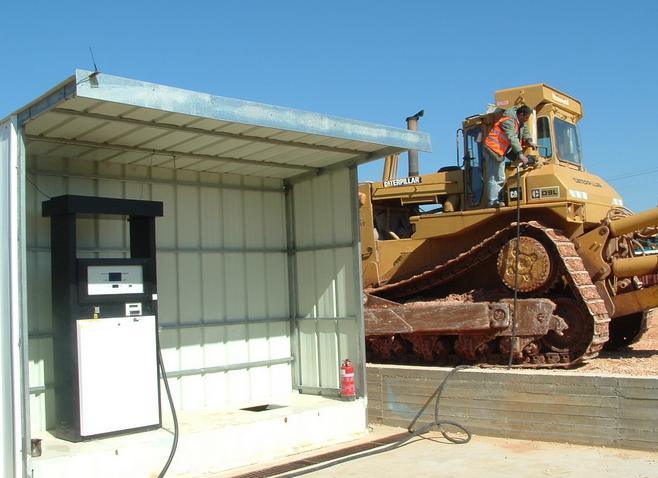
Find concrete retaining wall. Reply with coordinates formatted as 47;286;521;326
367;364;658;451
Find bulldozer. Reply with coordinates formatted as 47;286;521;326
359;84;658;368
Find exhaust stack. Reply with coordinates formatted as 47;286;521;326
406;110;424;176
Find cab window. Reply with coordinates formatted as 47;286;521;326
465;129;483;206
554;118;583;164
536;116;552;158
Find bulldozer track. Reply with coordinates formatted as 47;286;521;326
366;221;610;368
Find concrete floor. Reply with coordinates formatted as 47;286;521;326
224;425;658;478
30;394;368;478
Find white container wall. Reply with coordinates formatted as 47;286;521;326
290;167;364;393
26;156;293;433
1;117;29;478
0;118;17;478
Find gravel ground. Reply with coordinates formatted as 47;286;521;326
575;312;658;376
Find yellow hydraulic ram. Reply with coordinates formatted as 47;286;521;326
608;207;658;237
612;255;658;278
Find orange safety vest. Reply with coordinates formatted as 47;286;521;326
484;116;519;156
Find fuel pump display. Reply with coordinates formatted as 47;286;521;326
42;195;164;442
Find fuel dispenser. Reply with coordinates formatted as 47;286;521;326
43;195;164;442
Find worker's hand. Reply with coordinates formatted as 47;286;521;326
527;141;538;149
518;154;529;166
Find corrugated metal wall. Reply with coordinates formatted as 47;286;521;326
289;167;364;393
26;155;294;433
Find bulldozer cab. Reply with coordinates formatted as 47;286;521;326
462;84;585;210
493;84;584;166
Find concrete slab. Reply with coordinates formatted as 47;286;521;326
29;394;368;478
215;424;658;478
291;429;658;478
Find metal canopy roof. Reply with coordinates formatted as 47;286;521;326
14;70;431;181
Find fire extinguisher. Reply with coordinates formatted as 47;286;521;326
340;359;356;400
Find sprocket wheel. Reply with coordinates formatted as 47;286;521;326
497;236;556;293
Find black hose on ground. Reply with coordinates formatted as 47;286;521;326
405;365;472;443
275;365;472;478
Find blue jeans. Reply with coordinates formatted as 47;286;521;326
483;146;505;206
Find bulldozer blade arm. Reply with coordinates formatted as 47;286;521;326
612;255;658;278
611;284;658;318
608;207;658;238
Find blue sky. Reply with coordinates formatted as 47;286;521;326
3;1;657;211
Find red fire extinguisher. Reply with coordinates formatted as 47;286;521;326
340;359;356;400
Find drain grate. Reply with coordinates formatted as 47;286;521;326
240;404;287;412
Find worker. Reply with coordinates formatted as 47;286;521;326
482;105;537;207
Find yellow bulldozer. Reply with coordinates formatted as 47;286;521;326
359;84;658;368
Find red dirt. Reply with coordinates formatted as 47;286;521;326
576;311;658;376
